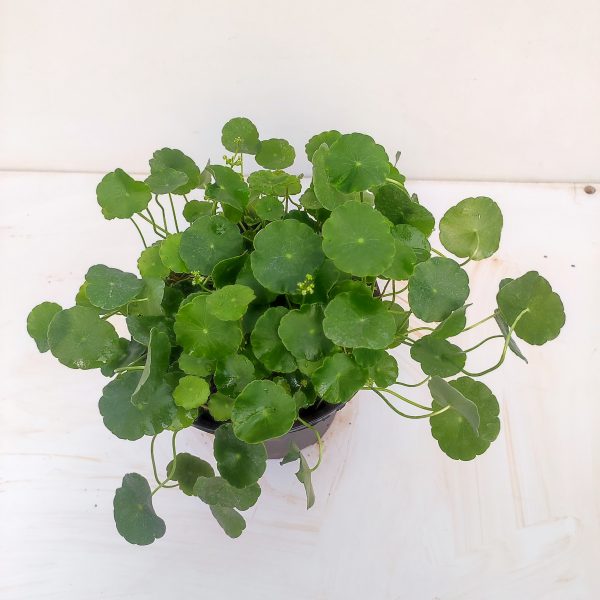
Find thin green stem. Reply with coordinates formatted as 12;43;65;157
298;417;323;472
151;431;179;496
391;280;397;302
459;256;472;267
145;207;165;238
407;325;435;334
462;312;496;332
150;435;161;485
463;334;504;353
129;217;148;248
385;177;404;189
183;194;189;203
462;309;528;377
113;365;145;373
393;376;430;388
371;388;449;419
137;212;169;235
154;196;169;232
370;386;433;411
381;279;392;295
168;193;180;233
100;307;122;320
431;247;448;258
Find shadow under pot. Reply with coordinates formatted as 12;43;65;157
193;400;348;460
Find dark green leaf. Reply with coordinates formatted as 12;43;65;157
410;336;466;377
166;452;214;495
305;130;341;161
374;183;435;236
250;307;297;373
209;505;246;538
278;304;334;361
312;144;359;210
182;200;213;223
280;443;315;509
206;165;249;213
85;265;144;311
131;328;171;407
432;304;470;339
311;353;367;404
252;195;284;221
148;148;200;195
27;301;62;352
247;170;301;197
214;354;255;396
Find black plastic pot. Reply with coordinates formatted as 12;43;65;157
193;400;348;460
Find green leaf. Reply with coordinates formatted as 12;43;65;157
432;304;470;339
182;200;213;223
167;405;199;432
212;254;247;288
214;423;267;488
174;294;242;359
113;473;165;545
126;315;173;346
410;336;466;377
311;353;367;404
250;306;297;373
312;144;359;210
159;234;187;273
374;183;435;236
99;371;176;440
429;376;500;460
322;201;395;277
325;133;390;192
280;443;315;509
96;169;151;220
221;117;260;154
131;328;171;408
48;306;121;369
384;300;410;348
305;130;341;161
194;476;261;510
408;258;470;322
255;138;295;169
251;219;324;294
127;278;165;317
381;225;419;280
299;186;322;209
206;165;249;213
209;505;246;538
179;215;244;275
353;349;398;387
252;195;284;221
173;375;210;410
148;148;200;195
323;288;396;349
178;352;215;377
208;392;235;421
247;170;301;197
439;197;503;260
278;303;334;361
392;224;431;263
206;284;255;321
496;271;565;345
27;301;62;352
166;452;214;495
145;169;188;195
214;354;255;396
85;264;144;311
232;380;296;443
494;313;528;363
235;256;277;305
137;243;170;279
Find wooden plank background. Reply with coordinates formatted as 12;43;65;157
1;173;598;599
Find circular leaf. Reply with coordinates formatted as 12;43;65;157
178;352;215;377
138;243;170;279
325;133;390;192
159;234;188;273
166;452;214;495
145;169;188;195
322;201;395;276
214;354;255;396
183;200;212;223
408;258;470;323
432;304;470;339
174;294;242;359
312;144;359;210
252;195;284;221
410;335;466;377
212;254;247;288
214;423;267;488
193;476;260;511
85;265;143;311
305;129;341;161
48;306;121;369
255;138;295;169
179;215;243;275
27;301;62;353
221;117;260;154
354;349;399;386
113;473;165;545
96;169;151;220
430;377;500;460
173;375;210;410
374;183;435;236
208;392;235;421
232;380;296;443
251;307;297;373
247;170;301;197
311;353;367;404
496;271;565;345
440;197;503;260
148;148;200;195
278;304;333;361
251;219;324;294
206;284;255;321
393;224;431;263
381;226;419;280
323;288;396;349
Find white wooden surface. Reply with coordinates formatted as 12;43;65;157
1;173;598;599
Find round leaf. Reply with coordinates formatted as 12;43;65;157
322;201;395;277
221;117;260;154
148;148;200;195
232;380;296;443
208;392;235;421
247;170;301;197
374;183;435;236
440;197;503;260
206;165;249;213
206;284;255;321
496;271;565;345
325;133;390;192
179;352;215;377
113;473;165;545
214;354;255;396
250;307;297;373
183;200;213;223
85;265;144;310
410;335;466;377
252;195;284;221
166;452;214;495
173;375;210;410
193;476;260;511
138;243;170;279
214;423;267;488
48;306;121;369
381;226;419;280
432;304;470;339
323;289;396;349
393;224;431;263
278;304;334;361
305;129;341;161
174;294;242;359
251;219;324;294
312;144;359;210
159;234;188;273
408;258;470;322
96;169;151;220
255;138;295;169
311;353;367;404
145;169;188;195
179;215;243;275
27;301;62;353
212;254;247;288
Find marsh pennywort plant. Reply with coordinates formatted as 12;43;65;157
27;118;566;544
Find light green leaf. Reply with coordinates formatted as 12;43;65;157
381;226;419;280
255;138;295;169
247;170;301;197
182;199;213;223
322;201;395;277
96;169;151;220
178;352;215;377
137;243;170;279
232;380;296;443
250;307;297;373
208;392;235;421
221;117;260;154
299;186;322;209
374;183;435;236
131;328;171;408
166;453;214;495
312;144;359;210
252;195;284;221
148;148;200;195
214;354;255;396
410;336;466;377
145;169;188;195
27;301;62;353
206;165;249;213
159;234;187;273
209;505;246;538
440;197;503;260
113;473;165;545
432;304;470;339
408;258;470;322
305;130;341;161
311;353;367;404
206;284;255;321
325;133;390;192
173;375;210;410
214;423;267;488
280;443;315;509
278;303;334;361
167;405;199;432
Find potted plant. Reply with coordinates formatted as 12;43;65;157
26;118;565;544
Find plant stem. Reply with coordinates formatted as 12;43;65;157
298;417;323;472
113;365;144;373
391;280;396;302
145;207;165;238
137;212;169;236
100;307;122;320
370;386;433;411
393;376;430;388
154;195;169;232
151;431;179;496
463;334;504;353
371;388;450;419
462;312;496;332
129;217;148;248
168;193;180;233
380;279;392;295
431;247;448;258
407;325;435;334
183;194;189;203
